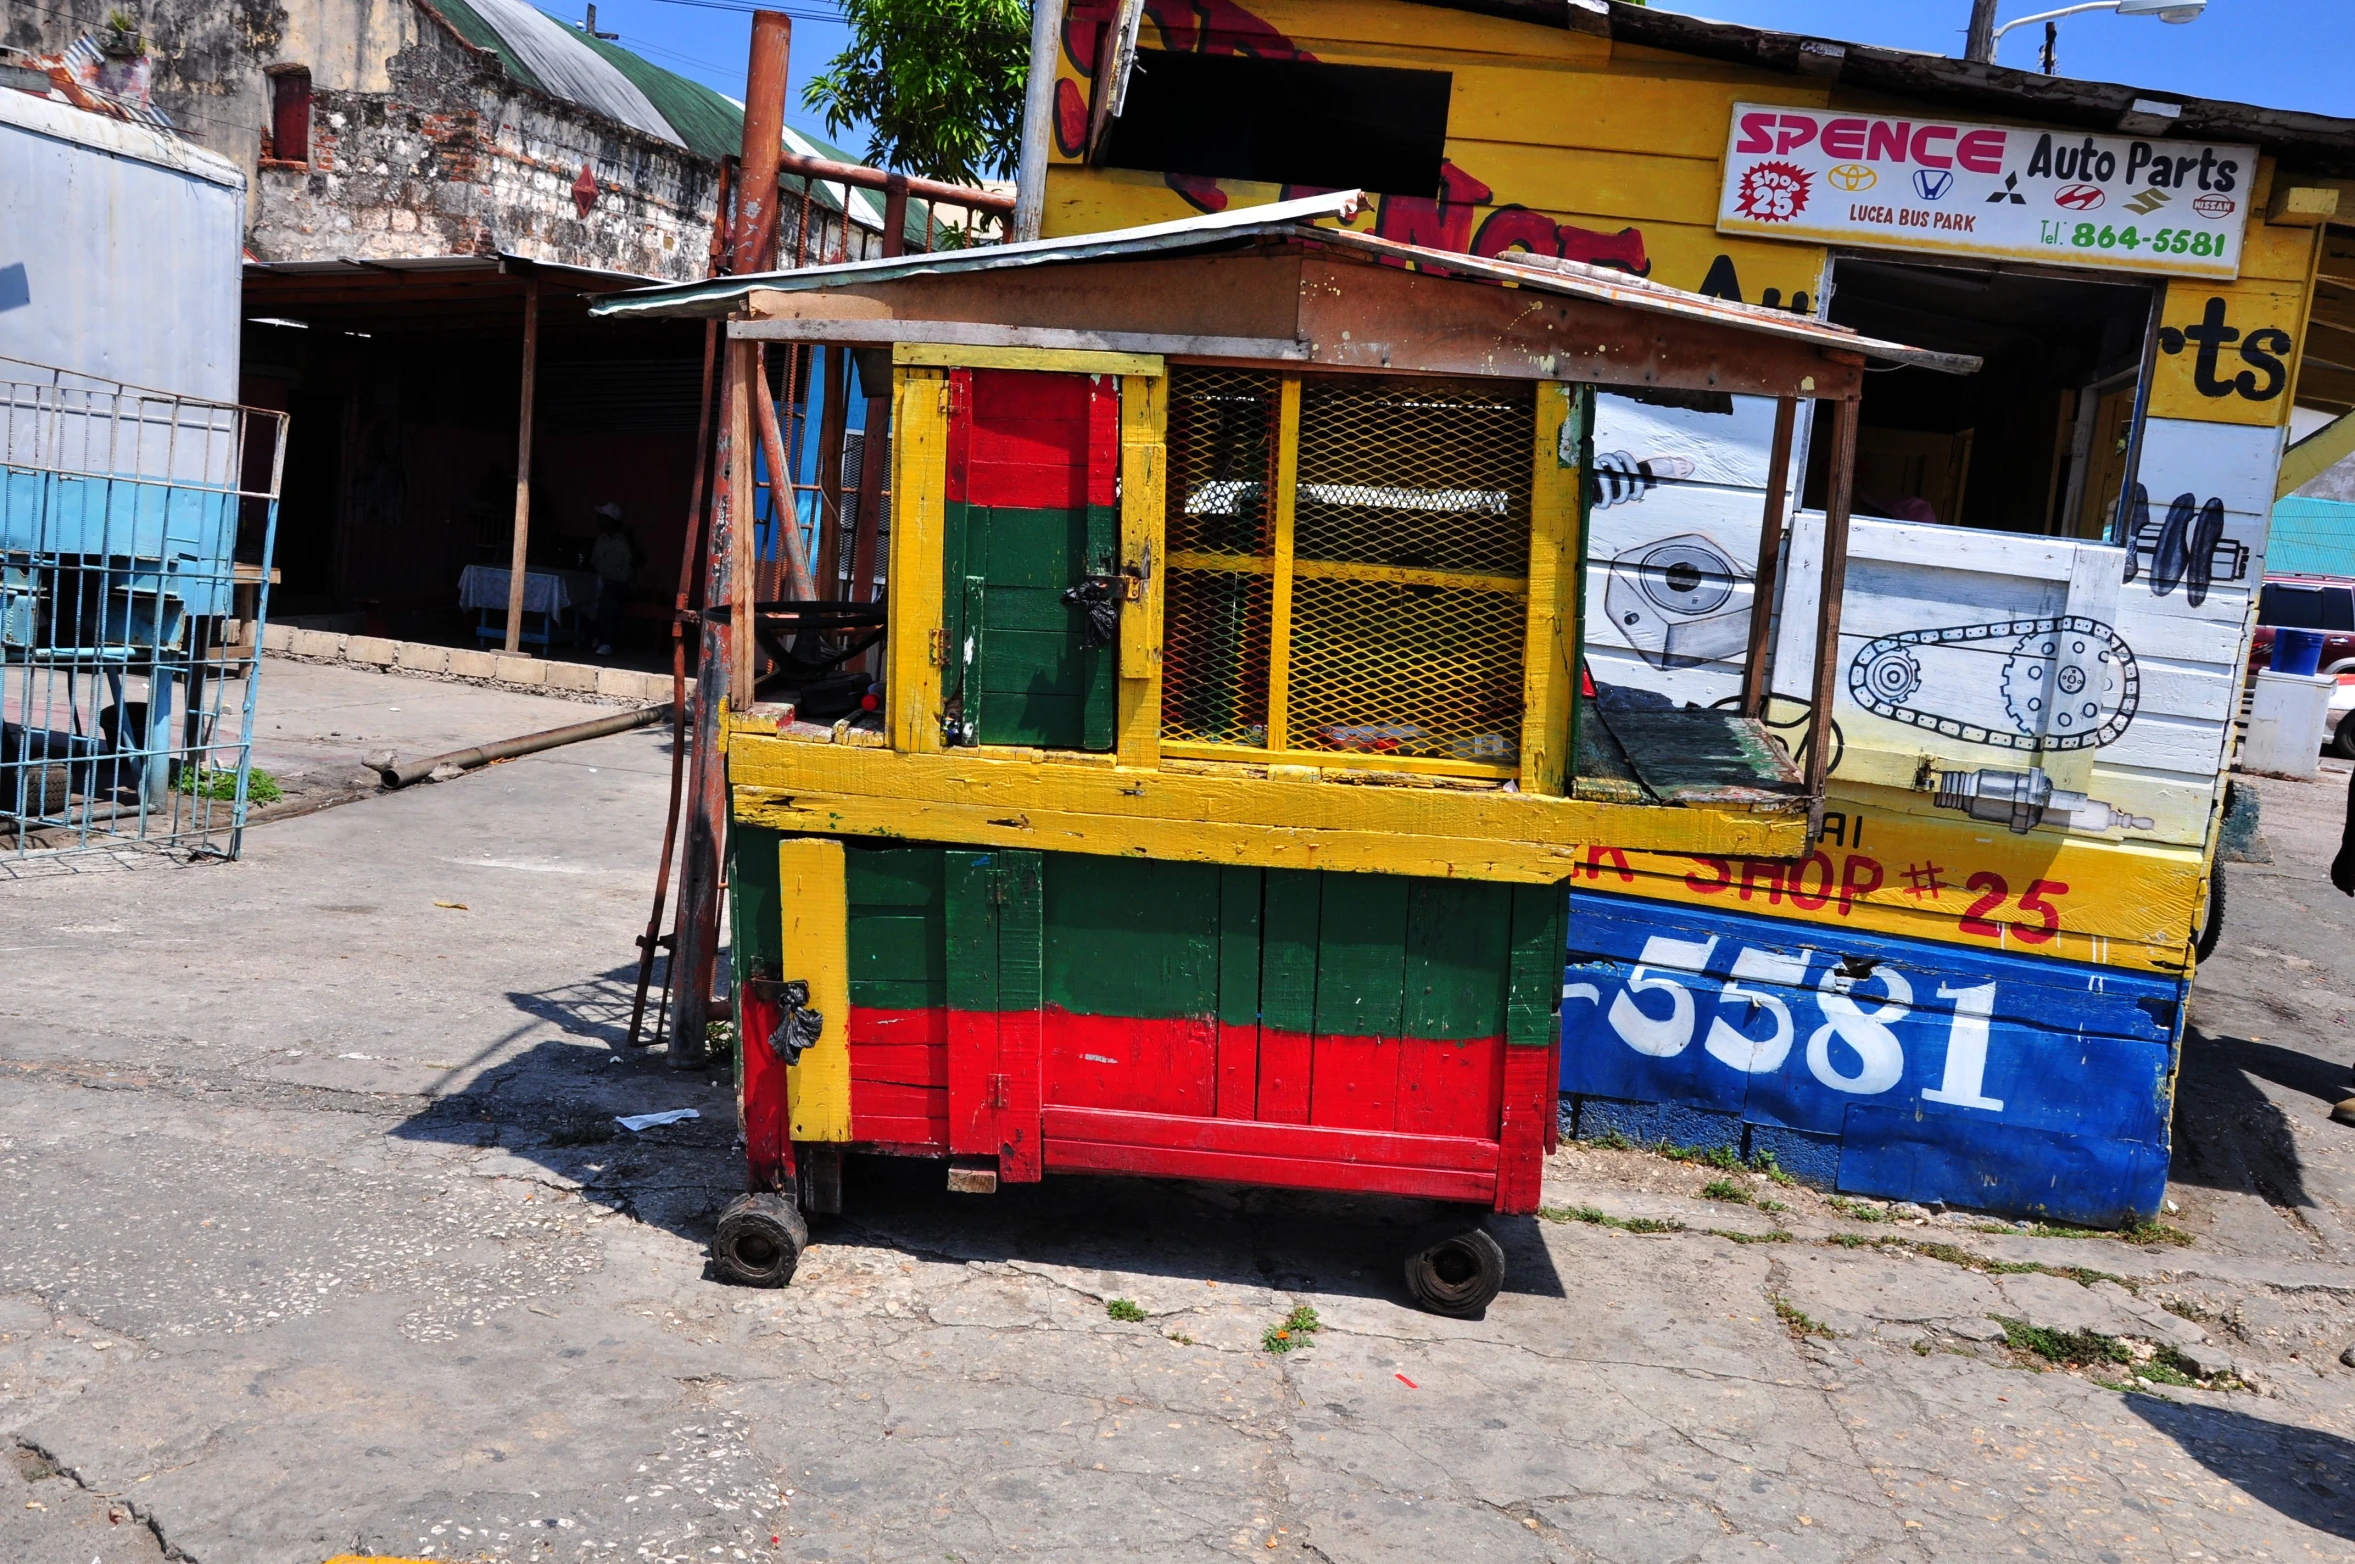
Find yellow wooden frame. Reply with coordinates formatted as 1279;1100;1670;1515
1266;377;1302;751
1116;372;1168;765
891;342;1164;377
777;836;851;1142
1520;380;1585;797
886;366;950;753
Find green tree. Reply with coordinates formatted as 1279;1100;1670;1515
802;0;1032;188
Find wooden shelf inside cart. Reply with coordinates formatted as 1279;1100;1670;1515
1572;698;1805;813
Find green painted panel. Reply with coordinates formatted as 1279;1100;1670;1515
845;844;945;909
1261;869;1323;1034
959;497;1117;751
979;590;1084;636
977;505;1091;589
1042;855;1220;1019
1402;880;1512;1041
1507;881;1568;1048
856;977;946;1011
942;501;973;710
1314;873;1409;1040
977;625;1084;686
999;850;1045;1012
850;914;944;998
944;852;1002;1015
1217;866;1263;1029
727;822;784;986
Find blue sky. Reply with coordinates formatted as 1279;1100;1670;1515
568;0;2348;164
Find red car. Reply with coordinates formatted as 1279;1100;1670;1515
2250;575;2355;675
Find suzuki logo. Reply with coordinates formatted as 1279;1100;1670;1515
1911;168;1954;201
2125;187;2171;215
1828;163;1876;192
2055;184;2106;211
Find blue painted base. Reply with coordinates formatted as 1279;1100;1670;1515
1559;891;2183;1227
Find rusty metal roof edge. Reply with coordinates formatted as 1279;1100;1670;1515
1298;228;1981;375
244;252;671;290
587;189;1371;318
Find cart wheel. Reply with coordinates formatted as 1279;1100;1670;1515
711;1192;809;1288
1402;1227;1507;1318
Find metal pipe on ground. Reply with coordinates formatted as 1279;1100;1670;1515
374;704;670;789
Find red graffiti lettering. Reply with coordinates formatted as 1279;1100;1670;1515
1141;0;1305;59
1471;208;1651;276
1584;845;1635;883
1738;859;1785;904
1786;851;1834;912
1837;854;1883;916
1685;857;1732;894
1368;161;1493;258
1053;76;1089;160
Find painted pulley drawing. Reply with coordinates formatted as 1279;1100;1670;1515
1847;615;2139;752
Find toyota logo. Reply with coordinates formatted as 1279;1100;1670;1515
2055;184;2106;210
1827;163;1877;192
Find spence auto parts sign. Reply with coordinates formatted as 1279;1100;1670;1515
1716;103;2253;278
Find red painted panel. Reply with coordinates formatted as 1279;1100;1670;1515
1256;1025;1313;1124
1042;1105;1499;1171
946;1005;1000;1158
849;1043;950;1090
943;368;975;504
1494;1046;1551;1214
955;369;1094;510
998;1002;1044;1183
849;1117;950;1152
854;1079;947;1120
849;1006;948;1046
1042;1007;1216;1118
1044;1139;1497;1204
1543;1040;1562;1156
1086;376;1119;510
1215;1018;1259;1121
736;982;795;1192
1310;1033;1401;1131
1395;1036;1505;1140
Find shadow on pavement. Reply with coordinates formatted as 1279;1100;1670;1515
384;1026;1565;1315
2131;1393;2355;1541
2169;1025;2321;1211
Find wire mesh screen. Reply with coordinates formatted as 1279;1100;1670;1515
1160;367;1280;747
1;359;284;869
1286;379;1533;765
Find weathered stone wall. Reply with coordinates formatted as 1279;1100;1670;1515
6;0;728;282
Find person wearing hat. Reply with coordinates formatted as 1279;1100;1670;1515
588;502;641;657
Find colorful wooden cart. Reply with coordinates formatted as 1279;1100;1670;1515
594;192;1971;1314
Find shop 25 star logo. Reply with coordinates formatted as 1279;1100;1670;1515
1734;161;1812;223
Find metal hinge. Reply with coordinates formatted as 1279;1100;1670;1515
928;627;950;666
987;1072;1010;1109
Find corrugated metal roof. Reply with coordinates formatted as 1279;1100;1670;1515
587;189;1980;375
423;0;939;246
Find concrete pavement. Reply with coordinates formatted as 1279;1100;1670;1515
0;661;2352;1562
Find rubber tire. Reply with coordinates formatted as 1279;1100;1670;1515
2193;859;2226;965
1403;1227;1507;1318
2335;715;2355;762
711;1192;809;1288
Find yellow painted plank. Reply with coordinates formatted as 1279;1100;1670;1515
1441;66;1828;161
1161;740;1515;781
2149;277;2307;427
1520;380;1582;797
1578;800;2205;975
2280;409;2355;498
1245;0;1610;65
888;368;949;752
1117;372;1168;766
2240;217;2322;284
1437;137;1728;229
726;735;1805;862
736;787;1801;883
1267;377;1302;752
1164;549;1525;594
893;341;1164;377
778;836;852;1142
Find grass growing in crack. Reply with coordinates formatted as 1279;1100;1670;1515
1106;1298;1146;1323
1165;1330;1195;1346
2120;1217;2196;1248
1831;1235;2133;1291
1591;1131;1633;1151
1828;1196;1889;1223
1752;1152;1798;1188
1262;1305;1321;1354
1700;1179;1751;1204
1996;1317;2130;1368
1538;1204;1684;1235
1706;1228;1794;1245
180;764;283;804
1772;1296;1833;1340
1660;1142;1747;1173
1970;1216;2194;1247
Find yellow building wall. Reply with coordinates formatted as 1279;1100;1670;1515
1040;0;2323;978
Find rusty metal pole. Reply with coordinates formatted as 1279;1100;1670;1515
1741;396;1798;718
670;9;790;1066
1804;397;1861;842
502;275;540;654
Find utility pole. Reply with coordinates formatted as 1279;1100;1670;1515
1965;0;2000;62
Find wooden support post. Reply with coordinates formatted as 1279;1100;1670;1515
815;347;851;595
501;275;540;654
728;339;760;711
850;378;891;603
1741;396;1798;718
1265;377;1301;753
1804;397;1860;841
1519;381;1588;797
751;346;818;602
881;172;909;259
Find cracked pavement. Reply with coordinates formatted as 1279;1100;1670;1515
1;661;2353;1562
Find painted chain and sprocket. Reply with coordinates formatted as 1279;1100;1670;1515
1847;615;2140;752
